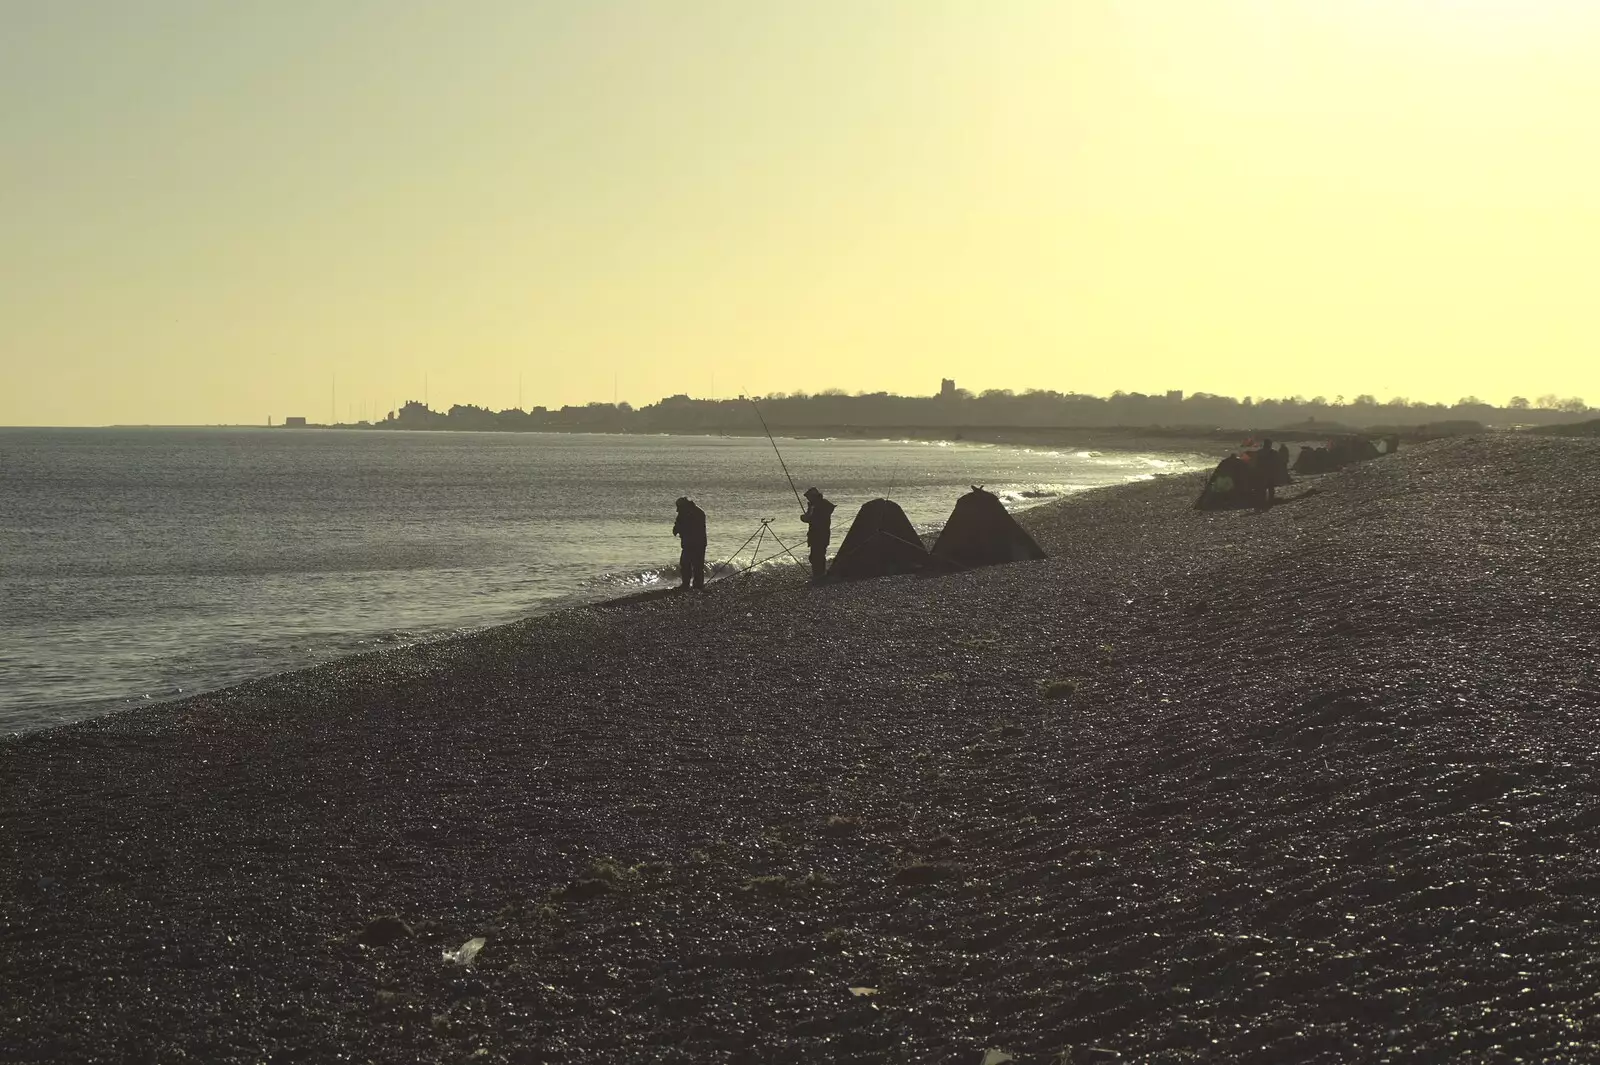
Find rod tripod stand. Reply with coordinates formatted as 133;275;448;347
710;518;806;583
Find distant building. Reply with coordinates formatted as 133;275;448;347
1166;390;1184;402
940;378;957;399
284;416;308;428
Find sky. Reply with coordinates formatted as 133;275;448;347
4;0;1600;426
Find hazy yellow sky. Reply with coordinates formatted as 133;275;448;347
5;1;1599;425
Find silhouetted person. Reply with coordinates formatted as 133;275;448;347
672;497;707;589
800;487;836;581
1255;438;1277;508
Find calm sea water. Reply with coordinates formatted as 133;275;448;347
0;428;1202;733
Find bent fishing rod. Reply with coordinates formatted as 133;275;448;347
749;398;805;511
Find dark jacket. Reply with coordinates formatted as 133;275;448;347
673;502;707;548
801;497;836;548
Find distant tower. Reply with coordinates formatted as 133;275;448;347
940;378;957;399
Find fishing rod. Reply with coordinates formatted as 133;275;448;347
749;398;805;511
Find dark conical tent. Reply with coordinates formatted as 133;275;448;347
826;498;930;582
929;487;1046;569
1194;454;1264;510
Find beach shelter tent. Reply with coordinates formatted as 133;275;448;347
1293;445;1333;474
1295;434;1386;475
929;487;1046;569
1194;454;1266;510
826;498;930;582
1333;436;1379;464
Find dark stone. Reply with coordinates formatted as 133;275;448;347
356;915;414;947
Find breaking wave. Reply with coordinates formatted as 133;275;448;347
584;556;780;594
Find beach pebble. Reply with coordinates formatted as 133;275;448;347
356;916;414;947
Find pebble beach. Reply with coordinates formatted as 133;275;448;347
3;434;1599;1063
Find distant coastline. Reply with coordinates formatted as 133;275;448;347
18;384;1595;442
275;386;1591;440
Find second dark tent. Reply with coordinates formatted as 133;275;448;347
929;486;1046;569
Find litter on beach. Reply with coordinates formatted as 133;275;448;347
443;937;486;967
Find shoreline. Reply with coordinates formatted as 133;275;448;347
646;424;1236;456
8;436;1596;1061
4;444;1208;739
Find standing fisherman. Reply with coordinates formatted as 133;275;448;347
800;487;835;581
673;497;707;590
1252;437;1279;509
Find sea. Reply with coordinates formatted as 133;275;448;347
0;428;1204;734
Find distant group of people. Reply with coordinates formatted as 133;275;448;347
1195;437;1293;511
672;487;836;590
1293;434;1397;474
1195;430;1402;512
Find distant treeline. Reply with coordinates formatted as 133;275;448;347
363;389;1592;435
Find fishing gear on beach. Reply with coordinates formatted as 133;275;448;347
709;516;806;584
749;399;805;510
